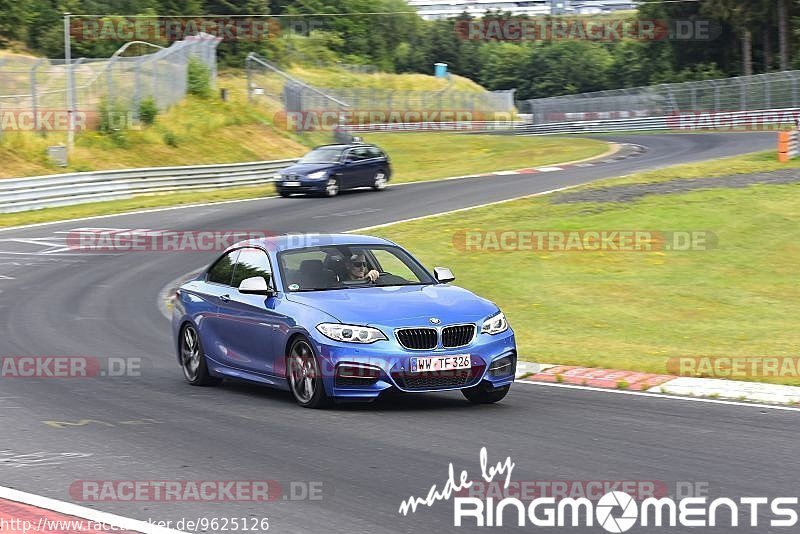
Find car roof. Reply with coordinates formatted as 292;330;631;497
311;143;375;150
231;233;396;253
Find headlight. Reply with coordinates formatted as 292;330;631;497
481;312;508;335
317;323;387;343
308;170;328;180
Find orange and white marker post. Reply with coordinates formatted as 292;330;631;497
778;129;800;162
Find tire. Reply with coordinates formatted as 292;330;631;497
372;170;388;191
462;383;510;404
287;337;331;408
324;178;339;197
179;324;222;386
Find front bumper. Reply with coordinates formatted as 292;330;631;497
275;179;327;194
308;328;517;401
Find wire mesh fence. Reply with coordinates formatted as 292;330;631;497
245;52;516;132
0;34;220;136
518;71;800;125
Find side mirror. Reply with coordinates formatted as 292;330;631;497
239;276;274;295
433;267;455;283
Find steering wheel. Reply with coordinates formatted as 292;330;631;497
370;271;388;284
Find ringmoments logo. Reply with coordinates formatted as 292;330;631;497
398;448;800;531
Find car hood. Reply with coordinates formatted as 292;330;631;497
284;284;498;327
281;163;337;175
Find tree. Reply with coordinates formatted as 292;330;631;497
0;0;28;45
521;41;613;99
778;0;789;70
703;0;765;76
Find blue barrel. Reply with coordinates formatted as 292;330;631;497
434;62;448;78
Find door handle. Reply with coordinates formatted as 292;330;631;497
219;294;230;302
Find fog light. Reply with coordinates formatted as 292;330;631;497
488;355;515;377
335;363;381;387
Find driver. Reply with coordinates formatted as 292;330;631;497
345;253;380;282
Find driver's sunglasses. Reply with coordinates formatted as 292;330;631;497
351;261;367;267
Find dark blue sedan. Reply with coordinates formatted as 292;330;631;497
171;234;516;408
275;143;391;197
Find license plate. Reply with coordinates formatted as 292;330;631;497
283;181;300;186
410;355;471;373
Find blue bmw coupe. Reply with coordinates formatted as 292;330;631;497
172;234;516;408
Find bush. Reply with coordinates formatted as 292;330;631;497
138;97;158;125
97;98;131;135
162;130;179;147
187;58;212;98
97;98;130;147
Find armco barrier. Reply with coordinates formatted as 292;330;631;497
511;108;800;135
0;159;297;213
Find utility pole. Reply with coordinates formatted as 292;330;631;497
64;13;74;151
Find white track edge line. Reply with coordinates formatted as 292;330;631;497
515;380;800;412
346;184;578;233
0;486;188;534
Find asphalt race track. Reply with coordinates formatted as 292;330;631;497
0;133;796;533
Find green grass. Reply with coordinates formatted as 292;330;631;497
583;150;800;189
287;66;486;92
365;157;800;386
363;133;609;183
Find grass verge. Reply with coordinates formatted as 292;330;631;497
581;150;800;189
365;154;800;386
363;133;608;183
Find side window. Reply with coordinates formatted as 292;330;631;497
232;248;272;289
207;250;239;286
355;147;371;159
346;148;367;162
367;147;382;159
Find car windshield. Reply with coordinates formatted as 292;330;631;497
298;147;344;164
278;245;435;292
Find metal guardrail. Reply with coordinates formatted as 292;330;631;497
518;70;800;125
0;159;297;213
511;117;670;135
508;108;800;135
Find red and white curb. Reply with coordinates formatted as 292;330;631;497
0;486;186;534
483;143;645;178
516;362;800;406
